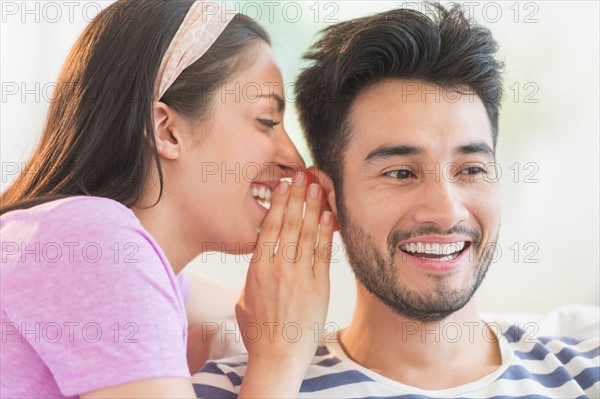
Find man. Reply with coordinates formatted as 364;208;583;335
192;3;599;397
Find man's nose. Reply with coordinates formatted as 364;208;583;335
273;127;306;174
412;177;469;231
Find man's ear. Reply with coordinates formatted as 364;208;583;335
153;101;181;160
307;167;339;230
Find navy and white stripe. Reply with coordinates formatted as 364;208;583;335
192;324;599;398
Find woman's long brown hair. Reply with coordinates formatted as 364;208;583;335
1;0;270;216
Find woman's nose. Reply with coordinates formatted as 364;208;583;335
274;127;306;173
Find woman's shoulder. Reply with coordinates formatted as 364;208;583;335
1;195;179;304
1;195;139;235
1;195;133;220
0;196;153;271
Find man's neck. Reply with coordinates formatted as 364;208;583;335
338;284;502;390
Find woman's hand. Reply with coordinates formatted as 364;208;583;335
236;172;334;398
306;167;340;232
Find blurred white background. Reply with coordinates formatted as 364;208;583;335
2;1;598;327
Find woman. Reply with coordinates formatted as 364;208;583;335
0;1;333;398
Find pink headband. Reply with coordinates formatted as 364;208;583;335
154;1;237;101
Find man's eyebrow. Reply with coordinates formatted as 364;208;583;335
364;145;423;164
364;141;494;164
456;141;495;158
260;94;285;112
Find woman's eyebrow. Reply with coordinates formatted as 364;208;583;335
259;94;285;112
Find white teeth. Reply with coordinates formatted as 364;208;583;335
400;241;466;255
251;184;273;209
251;184;272;200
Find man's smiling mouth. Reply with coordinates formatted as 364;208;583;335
399;241;470;262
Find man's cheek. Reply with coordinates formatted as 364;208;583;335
361;203;398;233
474;195;502;245
472;183;501;213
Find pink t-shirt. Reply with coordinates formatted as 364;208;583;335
0;196;190;398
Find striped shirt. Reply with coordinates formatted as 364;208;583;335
192;322;599;398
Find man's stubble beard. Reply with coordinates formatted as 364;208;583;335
337;201;498;323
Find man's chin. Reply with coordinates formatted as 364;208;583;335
370;285;474;323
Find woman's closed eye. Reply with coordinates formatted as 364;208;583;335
256;118;281;130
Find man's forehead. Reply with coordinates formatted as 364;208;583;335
351;79;478;106
344;79;494;159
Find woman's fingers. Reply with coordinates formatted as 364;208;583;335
306;167;340;232
253;170;333;269
275;172;307;261
253;180;291;261
238;171;334;383
314;211;334;282
294;183;323;269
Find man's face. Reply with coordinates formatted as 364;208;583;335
337;79;501;322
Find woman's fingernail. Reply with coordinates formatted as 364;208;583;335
294;171;305;186
309;184;320;199
305;170;315;185
322;211;332;225
279;181;290;194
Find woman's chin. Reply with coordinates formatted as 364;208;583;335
219;230;259;256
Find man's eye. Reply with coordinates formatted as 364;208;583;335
257;118;281;129
461;166;487;175
385;169;413;180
